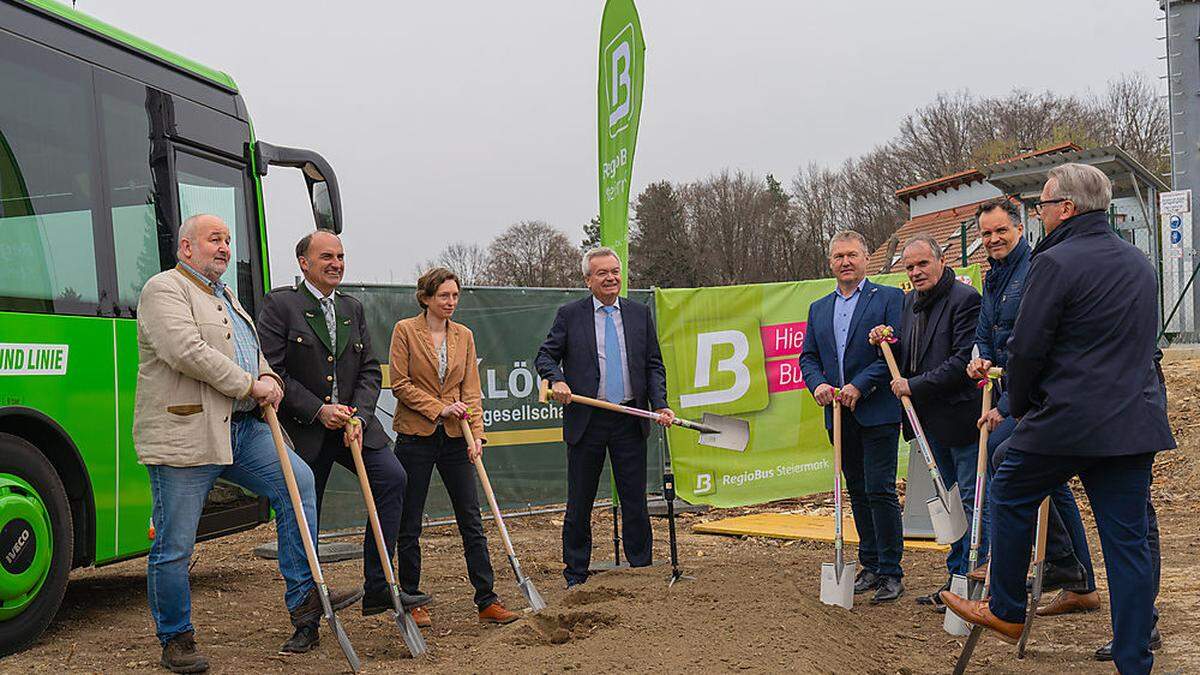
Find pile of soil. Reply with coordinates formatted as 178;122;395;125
7;361;1200;673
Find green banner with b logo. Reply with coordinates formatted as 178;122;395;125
598;0;644;269
655;267;981;507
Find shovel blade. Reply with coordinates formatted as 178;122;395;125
819;561;855;609
927;484;969;544
520;577;547;612
395;608;428;658
943;574;971;636
698;413;750;452
326;613;361;673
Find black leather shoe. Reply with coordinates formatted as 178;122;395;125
1028;560;1085;593
362;587;432;616
916;578;951;610
871;576;905;604
279;624;319;654
1094;628;1162;661
854;569;882;594
160;630;209;673
290;585;364;627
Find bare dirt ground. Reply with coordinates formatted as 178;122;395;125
6;361;1200;674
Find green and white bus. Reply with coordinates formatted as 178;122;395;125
0;0;344;655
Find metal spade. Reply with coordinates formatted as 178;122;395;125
346;420;428;658
819;394;855;610
880;341;969;544
538;380;749;452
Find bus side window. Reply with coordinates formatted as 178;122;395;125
0;32;101;315
98;74;172;313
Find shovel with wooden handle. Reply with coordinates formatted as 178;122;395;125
952;563;993;675
345;419;428;658
944;366;1004;637
459;416;547;612
878;338;968;545
537;380;750;452
263;406;361;673
1017;497;1051;658
819;391;855;610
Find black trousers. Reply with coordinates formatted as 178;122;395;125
832;414;903;578
563;408;652;584
308;431;408;596
395;426;497;610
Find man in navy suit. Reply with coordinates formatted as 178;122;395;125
800;230;906;603
942;164;1174;675
535;247;675;587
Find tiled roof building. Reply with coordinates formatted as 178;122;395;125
868;143;1080;277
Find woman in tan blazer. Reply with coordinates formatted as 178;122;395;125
390;267;518;626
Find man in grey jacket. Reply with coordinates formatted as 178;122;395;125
134;214;360;673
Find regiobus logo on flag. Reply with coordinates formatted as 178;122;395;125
604;23;634;138
676;319;807;415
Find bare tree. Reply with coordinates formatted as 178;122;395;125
415;242;491;286
1087;72;1169;176
485;220;579;287
683;170;778;285
549;74;1169;289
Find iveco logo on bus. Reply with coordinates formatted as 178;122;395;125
6;528;30;566
0;343;69;376
604;23;635;139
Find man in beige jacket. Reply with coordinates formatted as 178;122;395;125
135;214;360;673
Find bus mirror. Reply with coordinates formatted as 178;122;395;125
253;141;344;233
310;180;335;232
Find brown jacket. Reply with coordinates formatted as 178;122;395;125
388;314;485;442
133;266;283;467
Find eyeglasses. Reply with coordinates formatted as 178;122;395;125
1033;198;1069;215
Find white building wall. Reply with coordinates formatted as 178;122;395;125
908;181;1004;218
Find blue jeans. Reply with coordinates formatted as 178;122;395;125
146;416;318;644
929;438;986;576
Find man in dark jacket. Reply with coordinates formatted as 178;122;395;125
259;231;429;650
535;246;675;587
967;199;1098;612
800;230;906;603
942;164;1175;675
868;234;980;609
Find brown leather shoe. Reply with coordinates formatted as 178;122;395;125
1036;589;1100;617
410;605;431;628
940;591;1023;645
478;601;520;625
967;563;988;584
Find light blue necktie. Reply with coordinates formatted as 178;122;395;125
602;305;624;404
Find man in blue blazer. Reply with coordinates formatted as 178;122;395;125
535;247;675;587
800;230;906;603
942;164;1174;675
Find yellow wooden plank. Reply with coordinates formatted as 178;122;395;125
485;427;563;447
694;512;949;551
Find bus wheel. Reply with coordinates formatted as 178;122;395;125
0;433;73;657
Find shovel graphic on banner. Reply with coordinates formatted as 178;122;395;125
879;335;968;545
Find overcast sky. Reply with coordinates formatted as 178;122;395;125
78;1;1165;284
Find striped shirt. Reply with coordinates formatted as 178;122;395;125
178;263;260;412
